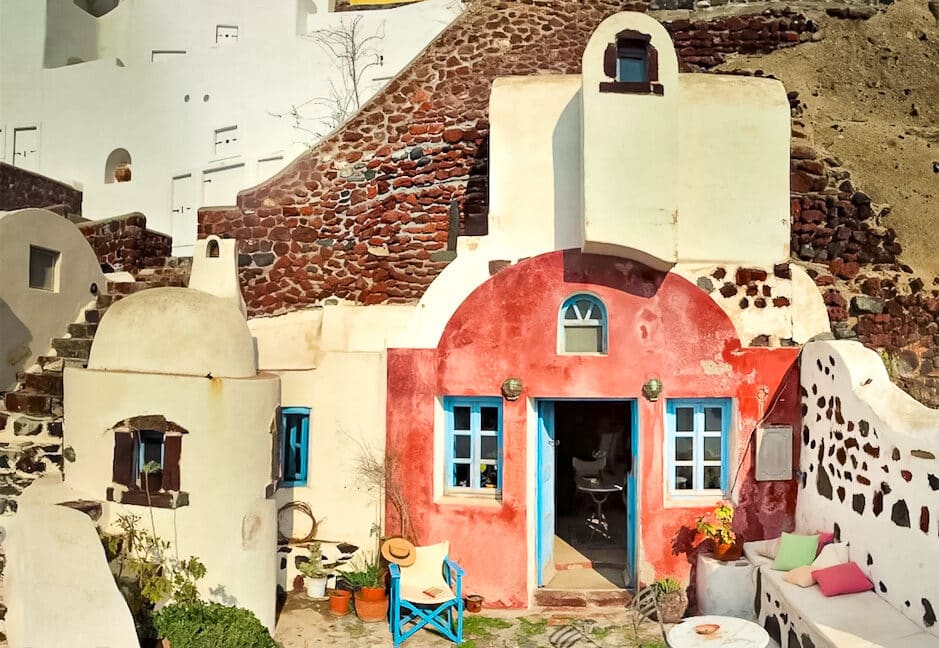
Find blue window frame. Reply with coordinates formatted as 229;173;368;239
280;407;310;487
617;47;648;82
559;293;608;354
665;399;731;496
444;397;502;495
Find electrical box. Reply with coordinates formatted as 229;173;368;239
755;424;792;481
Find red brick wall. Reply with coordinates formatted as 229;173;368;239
200;0;819;317
0;162;83;215
77;213;172;273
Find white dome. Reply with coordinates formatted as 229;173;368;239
88;287;256;378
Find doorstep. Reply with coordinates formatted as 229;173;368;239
533;588;632;608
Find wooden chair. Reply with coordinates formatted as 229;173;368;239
388;541;464;647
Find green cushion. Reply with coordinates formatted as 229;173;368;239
773;533;820;571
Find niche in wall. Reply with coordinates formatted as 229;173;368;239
72;0;119;18
104;148;132;183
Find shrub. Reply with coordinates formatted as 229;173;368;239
153;602;277;648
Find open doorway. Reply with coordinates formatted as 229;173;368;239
537;399;636;591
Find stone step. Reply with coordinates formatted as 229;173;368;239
532;587;633;607
21;372;63;397
4;390;55;417
68;322;98;338
83;308;107;324
51;337;93;360
36;356;86;373
96;293;114;309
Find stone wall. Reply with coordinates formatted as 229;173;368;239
0;412;63;515
77;213;172;273
199;0;820;317
0;162;82;215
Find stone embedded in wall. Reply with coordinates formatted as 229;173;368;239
0;163;82;215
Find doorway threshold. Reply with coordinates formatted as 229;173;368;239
533;587;633;608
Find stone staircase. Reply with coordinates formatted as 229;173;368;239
0;257;192;516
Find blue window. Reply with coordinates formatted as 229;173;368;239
280;407;310;487
665;399;731;496
617;46;648;83
444;397;502;495
559;294;607;354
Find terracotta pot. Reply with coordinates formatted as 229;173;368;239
114;164;131;182
328;589;352;616
657;591;688;624
465;594;484;613
714;540;743;561
354;590;388;622
359;585;386;602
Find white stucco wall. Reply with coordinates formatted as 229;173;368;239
63;368;281;630
0;208;105;390
798;340;939;637
188;235;247;315
0;0;463;254
2;504;139;648
88;287;257;378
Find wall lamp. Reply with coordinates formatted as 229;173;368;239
642;377;663;402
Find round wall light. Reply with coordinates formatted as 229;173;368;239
501;377;523;401
642;377;663;402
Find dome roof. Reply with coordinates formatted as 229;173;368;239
88;287;256;378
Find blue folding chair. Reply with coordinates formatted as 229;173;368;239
389;541;464;647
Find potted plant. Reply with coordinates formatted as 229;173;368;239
696;501;741;561
341;552;388;622
297;542;331;599
652;577;688;623
327;588;353;616
141;460;163;494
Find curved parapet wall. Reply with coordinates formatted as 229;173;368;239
797;340;939;637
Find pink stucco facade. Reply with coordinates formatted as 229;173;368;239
387;250;801;607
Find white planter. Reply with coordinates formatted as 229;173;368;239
306;576;328;598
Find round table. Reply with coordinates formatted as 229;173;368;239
667;615;769;648
574;476;623;543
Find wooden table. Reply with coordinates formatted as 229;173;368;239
667;615;770;648
574;476;623;543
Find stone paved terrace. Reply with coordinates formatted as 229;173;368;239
274;593;670;648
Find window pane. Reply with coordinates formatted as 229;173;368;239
453;434;471;459
704;436;722;461
674;466;693;490
674;436;693;461
704;465;723;490
704;407;723;432
564;304;578;320
617;54;647;82
453;463;470;488
29;246;59;291
675;407;694;432
575;299;594;318
480;406;498;431
481;436;497;461
480;463;498;489
453;406;471;431
564;326;602;353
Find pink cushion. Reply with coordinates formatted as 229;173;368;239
816;531;835;556
812;562;873;596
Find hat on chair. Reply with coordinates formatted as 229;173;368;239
381;537;417;568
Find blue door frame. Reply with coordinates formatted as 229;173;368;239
536;398;639;588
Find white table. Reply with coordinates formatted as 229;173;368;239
668;615;769;648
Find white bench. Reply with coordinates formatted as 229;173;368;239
744;540;938;648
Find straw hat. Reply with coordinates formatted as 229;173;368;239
380;537;417;567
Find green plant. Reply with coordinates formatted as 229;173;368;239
695;501;736;545
339;551;383;588
297;541;330;579
652;577;682;594
153;601;277;648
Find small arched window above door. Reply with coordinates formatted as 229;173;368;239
559;293;608;355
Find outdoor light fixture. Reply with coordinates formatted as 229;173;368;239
501;377;523;401
642;377;663;402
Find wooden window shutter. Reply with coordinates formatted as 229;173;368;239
603;44;617;78
112;432;136;487
271;416;282;484
163;435;182;491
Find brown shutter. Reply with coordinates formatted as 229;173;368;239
603;43;617;78
163;435;182;491
271;417;282;484
112;432;136;487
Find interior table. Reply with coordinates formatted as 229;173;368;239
574;476;623;543
667;615;770;648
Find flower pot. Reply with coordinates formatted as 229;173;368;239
354;590;388;622
714;540;743;561
306;576;328;598
465;594;484;613
141;470;163;494
328;588;352;616
657;591;688;624
114;164;132;182
358;585;386;602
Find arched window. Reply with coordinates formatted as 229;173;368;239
104;148;132;183
559;294;608;354
206;239;220;258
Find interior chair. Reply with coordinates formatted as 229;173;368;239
572;431;616;478
630;585;673;647
389;541;464;647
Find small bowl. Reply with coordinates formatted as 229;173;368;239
695;623;720;635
